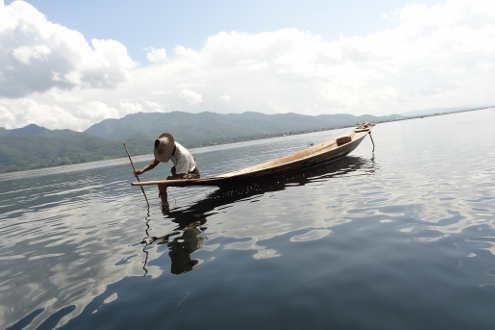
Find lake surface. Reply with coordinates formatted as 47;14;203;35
1;110;494;329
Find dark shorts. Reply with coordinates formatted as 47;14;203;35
168;167;200;180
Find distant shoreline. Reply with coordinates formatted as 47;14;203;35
0;106;492;175
98;104;495;151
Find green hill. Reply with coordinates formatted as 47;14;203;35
85;111;398;152
0;111;401;173
0;124;122;173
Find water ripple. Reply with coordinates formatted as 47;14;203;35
1;110;495;329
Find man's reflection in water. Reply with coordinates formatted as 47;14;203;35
168;223;204;274
142;156;374;275
142;207;207;275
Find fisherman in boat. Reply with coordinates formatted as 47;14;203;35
134;133;200;208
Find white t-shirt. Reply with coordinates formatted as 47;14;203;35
170;142;197;174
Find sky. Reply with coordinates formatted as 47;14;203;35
1;0;495;131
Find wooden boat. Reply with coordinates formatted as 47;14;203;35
132;124;374;188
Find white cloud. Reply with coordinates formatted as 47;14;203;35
0;0;134;98
180;89;203;105
0;98;83;130
146;47;167;63
219;95;231;102
0;97;121;131
1;0;495;131
12;45;51;65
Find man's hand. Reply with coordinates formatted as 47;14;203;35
134;159;159;176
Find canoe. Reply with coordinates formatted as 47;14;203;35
132;124;373;188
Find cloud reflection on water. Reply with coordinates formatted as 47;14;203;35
2;110;495;329
145;156;375;273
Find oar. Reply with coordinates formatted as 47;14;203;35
123;143;150;209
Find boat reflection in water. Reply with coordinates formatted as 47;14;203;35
141;155;375;275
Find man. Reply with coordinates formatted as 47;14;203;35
134;132;200;207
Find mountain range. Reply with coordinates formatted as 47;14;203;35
0;110;400;173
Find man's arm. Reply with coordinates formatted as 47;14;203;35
135;159;160;175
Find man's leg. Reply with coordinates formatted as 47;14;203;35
158;183;169;211
183;168;200;179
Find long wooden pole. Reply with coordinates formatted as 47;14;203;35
123;143;150;209
368;131;375;153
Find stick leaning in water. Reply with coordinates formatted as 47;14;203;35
123;143;150;209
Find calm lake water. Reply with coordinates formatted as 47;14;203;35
1;110;495;329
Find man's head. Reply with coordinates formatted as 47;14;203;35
154;132;175;162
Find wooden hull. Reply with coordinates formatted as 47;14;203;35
132;128;371;188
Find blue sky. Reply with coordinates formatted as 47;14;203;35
24;0;433;62
1;0;495;130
